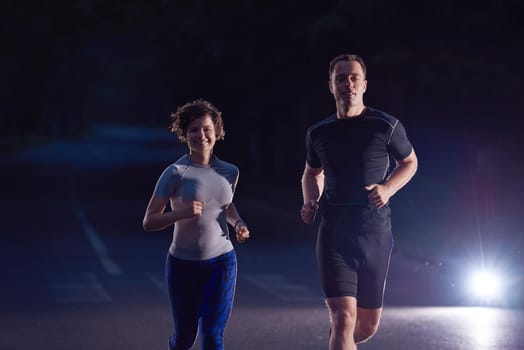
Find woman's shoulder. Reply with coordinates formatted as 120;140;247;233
159;155;190;177
212;157;239;174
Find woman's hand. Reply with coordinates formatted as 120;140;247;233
235;222;250;243
180;201;205;218
143;199;204;231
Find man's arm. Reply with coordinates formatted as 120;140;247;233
365;149;418;208
300;162;325;223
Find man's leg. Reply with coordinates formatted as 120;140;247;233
325;296;358;350
354;307;382;343
352;205;392;344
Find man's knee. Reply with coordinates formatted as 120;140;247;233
354;318;380;344
331;308;357;330
326;297;358;333
354;306;382;343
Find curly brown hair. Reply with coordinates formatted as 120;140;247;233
170;99;226;143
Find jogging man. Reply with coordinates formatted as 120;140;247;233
301;54;418;350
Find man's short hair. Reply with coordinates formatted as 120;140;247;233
329;54;367;79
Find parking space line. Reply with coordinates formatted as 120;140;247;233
73;207;123;275
241;273;319;302
146;272;167;295
50;272;112;303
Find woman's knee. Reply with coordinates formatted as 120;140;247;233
200;330;224;350
169;333;197;350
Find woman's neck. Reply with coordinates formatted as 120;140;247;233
189;152;212;165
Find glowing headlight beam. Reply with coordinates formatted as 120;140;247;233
469;270;502;300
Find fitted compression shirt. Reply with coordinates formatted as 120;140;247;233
306;107;413;205
153;154;238;260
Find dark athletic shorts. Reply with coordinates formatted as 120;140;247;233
316;203;393;308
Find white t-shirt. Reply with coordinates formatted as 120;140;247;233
153;154;238;260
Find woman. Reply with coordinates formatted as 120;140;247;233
143;99;250;350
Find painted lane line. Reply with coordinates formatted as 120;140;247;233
74;207;123;275
241;273;319;302
51;272;111;303
146;272;167;295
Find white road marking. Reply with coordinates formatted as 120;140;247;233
50;272;111;303
148;272;319;302
146;272;167;295
73;207;123;275
241;273;319;302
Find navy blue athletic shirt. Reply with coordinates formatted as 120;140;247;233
306;107;413;205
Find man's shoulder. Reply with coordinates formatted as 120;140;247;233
364;107;400;128
307;113;337;133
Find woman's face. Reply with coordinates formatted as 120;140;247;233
186;115;217;155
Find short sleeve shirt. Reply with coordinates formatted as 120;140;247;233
153;154;239;260
306;107;413;205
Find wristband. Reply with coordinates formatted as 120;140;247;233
233;219;245;230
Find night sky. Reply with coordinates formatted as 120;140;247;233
2;0;524;256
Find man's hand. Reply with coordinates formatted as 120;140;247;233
301;200;319;224
365;184;391;208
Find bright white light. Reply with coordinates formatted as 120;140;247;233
470;270;502;299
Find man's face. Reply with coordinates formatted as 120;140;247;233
329;60;367;106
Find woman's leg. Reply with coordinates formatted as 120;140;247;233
166;254;201;350
199;251;237;350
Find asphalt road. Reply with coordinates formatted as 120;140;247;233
2;124;523;350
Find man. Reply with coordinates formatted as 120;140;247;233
301;54;418;350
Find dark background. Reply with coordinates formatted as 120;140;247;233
2;0;524;265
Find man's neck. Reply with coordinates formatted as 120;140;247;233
337;104;366;119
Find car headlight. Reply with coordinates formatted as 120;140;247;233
469;269;505;302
